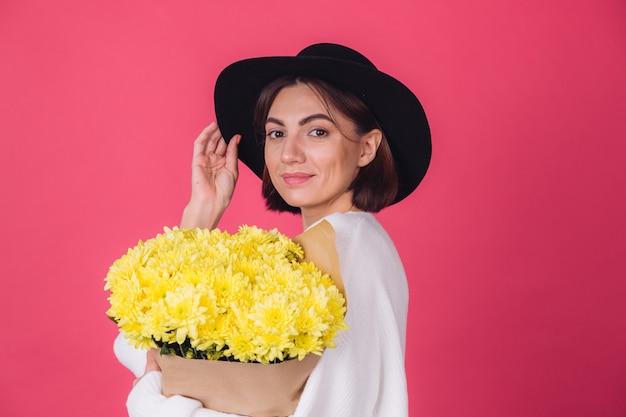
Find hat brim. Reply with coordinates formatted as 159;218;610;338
214;52;431;204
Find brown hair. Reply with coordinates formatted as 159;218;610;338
255;76;398;213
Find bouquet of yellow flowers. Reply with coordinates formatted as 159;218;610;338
105;223;347;416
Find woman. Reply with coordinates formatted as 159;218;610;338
116;43;431;417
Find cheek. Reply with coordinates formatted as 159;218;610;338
263;147;280;180
323;145;360;170
317;156;357;183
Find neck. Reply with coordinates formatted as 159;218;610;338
301;205;360;230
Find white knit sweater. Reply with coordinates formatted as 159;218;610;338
117;212;409;417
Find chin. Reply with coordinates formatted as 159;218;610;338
281;197;308;209
276;189;307;207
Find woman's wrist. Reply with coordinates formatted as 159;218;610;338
180;200;226;230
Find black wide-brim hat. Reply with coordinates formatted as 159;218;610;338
214;43;431;204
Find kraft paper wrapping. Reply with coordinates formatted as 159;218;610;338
158;220;344;417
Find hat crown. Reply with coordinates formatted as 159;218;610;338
297;43;377;69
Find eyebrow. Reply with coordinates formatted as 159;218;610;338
266;113;335;127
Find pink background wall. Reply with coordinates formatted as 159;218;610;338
1;1;624;416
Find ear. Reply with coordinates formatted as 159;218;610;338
357;129;382;167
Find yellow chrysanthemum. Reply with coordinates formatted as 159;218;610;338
104;226;347;363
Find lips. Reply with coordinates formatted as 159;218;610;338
281;172;313;185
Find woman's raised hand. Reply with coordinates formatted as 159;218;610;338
180;123;241;229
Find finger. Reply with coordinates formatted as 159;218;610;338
192;122;218;157
214;136;228;157
145;349;161;373
226;134;241;175
204;124;225;155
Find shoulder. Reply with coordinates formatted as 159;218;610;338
319;212;404;281
321;211;379;232
322;212;395;249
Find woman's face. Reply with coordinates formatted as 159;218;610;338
264;83;374;225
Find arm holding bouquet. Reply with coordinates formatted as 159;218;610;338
115;221;348;417
110;43;431;417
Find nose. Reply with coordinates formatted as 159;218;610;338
280;135;304;164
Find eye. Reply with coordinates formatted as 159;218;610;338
266;130;284;139
310;128;327;137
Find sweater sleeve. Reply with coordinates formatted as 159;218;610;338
127;372;206;417
115;334;248;417
113;333;147;378
126;371;249;417
127;369;252;417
